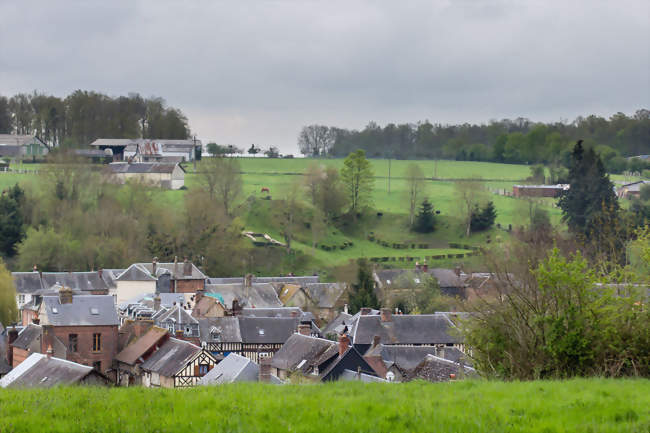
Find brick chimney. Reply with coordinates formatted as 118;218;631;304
133;319;153;338
46;344;53;359
7;327;18;367
360;307;371;316
32;264;38;272
183;258;192;277
153;295;161;311
372;335;381;348
422;261;428;272
244;274;253;289
98;268;103;279
338;334;350;357
59;286;73;304
298;323;311;336
152;257;158;276
259;357;272;383
454;266;462;277
380;308;392;322
175;329;184;340
232;299;241;315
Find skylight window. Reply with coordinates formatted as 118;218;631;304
297;359;306;369
90;308;99;315
52;307;58;314
258;329;265;335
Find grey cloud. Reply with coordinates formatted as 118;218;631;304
1;0;648;153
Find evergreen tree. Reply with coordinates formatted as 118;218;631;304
413;198;436;233
0;258;18;326
348;258;380;314
0;184;25;257
470;201;497;232
558;140;619;240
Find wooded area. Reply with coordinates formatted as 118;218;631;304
0;91;190;147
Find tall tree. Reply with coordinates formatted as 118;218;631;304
348;258;380;314
298;125;334;156
0;259;18;326
405;163;425;226
455;180;488;237
0;96;11;133
199;157;242;217
558;140;619;241
340;150;374;214
0;184;25;257
413;198;436;233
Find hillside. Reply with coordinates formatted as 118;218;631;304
0;379;647;432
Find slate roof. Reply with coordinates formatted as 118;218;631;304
91;138;200;148
304;283;347;309
339;369;388;383
0;134;46;147
321;312;353;336
108;162;180;174
11;324;42;350
238;317;299;344
374;268;466;289
240;307;316;323
407;354;476;382
13;271;118;294
12;273;44;294
270;334;337;371
0;145;22;157
352;313;460;345
138;262;206;281
116;264;156;282
198;317;242;343
364;344;469;371
206;276;320;285
198;353;259;385
205;283;282;308
0;353;94;388
115;327;168;365
155;305;198;325
41;295;119;327
140;338;202;377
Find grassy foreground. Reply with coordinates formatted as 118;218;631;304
0;379;647;433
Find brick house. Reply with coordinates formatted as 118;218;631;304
36;288;119;376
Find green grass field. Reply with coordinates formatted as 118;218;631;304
0;379;647;433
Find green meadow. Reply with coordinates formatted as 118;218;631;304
0;379;647;433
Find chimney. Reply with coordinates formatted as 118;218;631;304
454;266;461;277
133;320;153;338
343;304;349;314
380;308;392;322
259;357;272;383
232;299;240;315
98;268;103;279
436;346;445;360
415;261;421;271
244;274;253;289
290;310;299;318
183;258;192;277
372;335;381;348
422;261;428;273
360;307;371;316
173;256;178;277
7;327;18;367
152;257;158;275
32;316;40;325
298;323;311;336
46;344;53;359
175;329;184;340
32;264;38;272
338;334;350;357
58;286;73;304
153;295;161;311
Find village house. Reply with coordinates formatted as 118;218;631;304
205;276;283;309
0;134;49;160
106;162;185;189
198;353;281;385
90;138;200;162
278;282;348;322
407;354;476;382
0;353;110;388
373;266;468;299
617;180;649;199
153;304;200;342
140;337;218;388
114;322;169;386
34;288;119;375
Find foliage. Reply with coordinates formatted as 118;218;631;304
455;180;489;237
412;199;436;233
348;258;380;313
265;146;280;158
298;124;335;156
340;150;374;214
303;164;347;222
247;144;261;156
464;247;650;379
0;259;18;326
405;163;424;226
0;184;25;257
388;272;457;314
198;157;243;217
470;201;497;232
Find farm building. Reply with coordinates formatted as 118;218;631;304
90;138;200;162
617;180;649;199
106;162;185;189
0;134;49;159
512;184;569;198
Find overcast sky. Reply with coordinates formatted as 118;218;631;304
1;1;648;153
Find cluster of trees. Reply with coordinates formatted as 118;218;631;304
0;91;190;147
298;110;650;166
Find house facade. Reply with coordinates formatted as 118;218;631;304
106;162;185;189
0;134;49;159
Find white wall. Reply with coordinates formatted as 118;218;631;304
116;280;157;305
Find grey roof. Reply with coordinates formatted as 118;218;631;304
12;273;44;294
304;283;347;309
0;145;23;157
407;354;476;382
155;305;198;326
140;338;201;376
138;262;206;281
374;268;466;289
352;313;460;346
238;317;300;344
108;162;180;174
198;353;259;385
0;353;94;388
240;307;315;322
207;276;320;285
116;264;157;281
11;324;42;350
339;369;388;383
205;283;282;308
270;334;337;371
198;317;242;343
91;138;200;148
0;134;46;147
13;271;117;294
321;312;353;336
42;295;119;326
366;345;469;371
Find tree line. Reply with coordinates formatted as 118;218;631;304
298;110;650;172
0;91;190;147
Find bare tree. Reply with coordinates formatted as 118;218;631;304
455;179;487;237
405;163;425;227
303;163;324;206
199;157;242;217
298;125;334;156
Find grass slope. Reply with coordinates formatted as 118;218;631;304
0;379;648;433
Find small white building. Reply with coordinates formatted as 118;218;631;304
106;162;185;189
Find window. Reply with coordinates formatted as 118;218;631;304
68;334;78;352
52;307;58;314
167;323;174;333
93;361;101;371
92;333;102;352
198;364;209;375
19;295;25;304
90;307;99;315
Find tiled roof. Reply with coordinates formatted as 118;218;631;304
0;353;94;388
270;333;336;371
352;313;460;346
140;338;201;377
198;353;258;385
114;327;168;365
41;295;119;327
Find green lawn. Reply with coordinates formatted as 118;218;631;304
0;379;647;433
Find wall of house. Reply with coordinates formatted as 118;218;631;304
116;281;157;305
175;279;205;293
21;309;38;327
49;325;118;374
16;294;31;309
12;347;30;367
